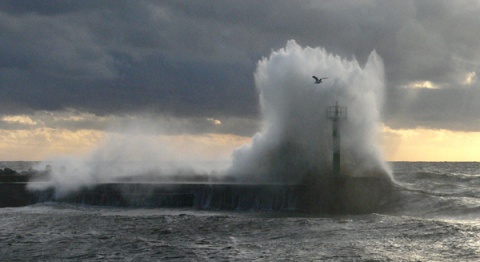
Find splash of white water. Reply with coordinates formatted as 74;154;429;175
27;126;229;198
228;40;391;182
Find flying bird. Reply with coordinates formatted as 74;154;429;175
312;76;328;84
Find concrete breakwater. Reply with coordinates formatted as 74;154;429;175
0;177;393;214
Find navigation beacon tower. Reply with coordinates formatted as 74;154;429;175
326;101;347;177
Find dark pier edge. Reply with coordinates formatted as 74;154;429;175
0;175;393;214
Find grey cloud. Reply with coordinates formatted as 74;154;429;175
385;84;480;131
0;16;117;95
1;1;480;134
0;0;108;15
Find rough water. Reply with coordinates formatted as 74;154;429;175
1;162;479;261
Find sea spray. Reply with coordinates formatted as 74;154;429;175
27;126;227;198
228;40;391;183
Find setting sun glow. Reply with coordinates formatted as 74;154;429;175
382;126;480;161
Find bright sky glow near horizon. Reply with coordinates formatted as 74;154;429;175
2;124;480;162
1;1;480;162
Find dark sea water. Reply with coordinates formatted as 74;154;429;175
1;162;479;261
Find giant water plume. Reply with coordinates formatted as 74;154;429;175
228;40;391;183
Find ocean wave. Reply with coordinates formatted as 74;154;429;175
383;180;480;218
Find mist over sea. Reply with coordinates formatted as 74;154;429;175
1;161;479;261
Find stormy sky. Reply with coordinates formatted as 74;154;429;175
1;0;480;137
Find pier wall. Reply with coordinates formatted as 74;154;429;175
0;177;392;214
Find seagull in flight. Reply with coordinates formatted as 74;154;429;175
312;76;328;84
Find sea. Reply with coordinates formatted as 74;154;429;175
0;161;479;261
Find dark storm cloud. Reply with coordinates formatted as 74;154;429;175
1;0;480;133
0;0;106;15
